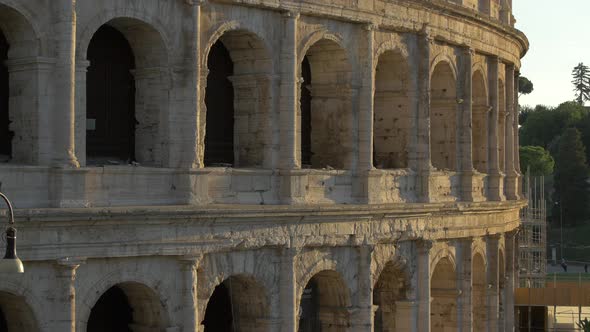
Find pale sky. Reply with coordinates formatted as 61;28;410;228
513;0;590;108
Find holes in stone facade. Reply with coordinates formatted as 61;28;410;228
430;62;458;171
298;270;351;332
85;18;168;166
301;40;353;170
205;41;234;167
472;253;487;330
87;25;136;164
87;283;168;332
373;51;411;169
430;257;458;331
373;262;409;331
204;30;273;168
499;80;506;173
0;291;38;332
202;275;270;332
0;30;11;160
472;70;489;173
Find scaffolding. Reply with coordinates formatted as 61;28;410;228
519;174;547;288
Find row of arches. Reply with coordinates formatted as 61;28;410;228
0;249;508;332
0;11;515;172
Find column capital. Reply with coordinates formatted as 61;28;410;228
416;239;434;254
282;10;300;19
179;254;203;270
55;257;84;278
363;22;378;31
186;0;205;5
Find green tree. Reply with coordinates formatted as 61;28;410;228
518;76;534;97
520;146;555;176
572;62;590;104
553;128;590;225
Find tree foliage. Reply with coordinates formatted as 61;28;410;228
518;76;534;96
520;146;555;176
553;128;590;226
572;62;590;105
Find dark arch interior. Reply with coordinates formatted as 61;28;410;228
87;25;136;164
87;285;133;332
298;277;320;332
301;56;312;168
0;30;11;159
0;307;7;332
204;40;234;167
202;282;233;332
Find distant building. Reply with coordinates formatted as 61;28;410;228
0;0;527;331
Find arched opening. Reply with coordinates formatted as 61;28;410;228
499;80;506;173
431;257;458;331
472;70;489;173
87;282;168;332
430;62;458;171
373;262;409;331
301;39;353;170
85;18;168;166
204;30;273;168
373;51;411;169
0;30;10;160
202;275;270;332
472;253;487;331
0;291;38;332
298;270;351;332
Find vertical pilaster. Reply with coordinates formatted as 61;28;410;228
486;235;500;332
504;231;517;332
417;240;433;332
350;245;374;331
180;256;202;332
460;46;476;201
52;0;79;167
358;23;376;172
504;64;518;200
189;0;204;169
279;11;300;170
487;56;505;201
514;70;522;197
456;239;473;332
417;30;433;202
53;258;81;332
280;246;298;332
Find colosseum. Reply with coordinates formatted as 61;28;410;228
0;0;527;331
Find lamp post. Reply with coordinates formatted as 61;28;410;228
0;193;23;273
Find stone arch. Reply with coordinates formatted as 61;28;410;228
86;281;170;332
299;34;354;169
429;53;458;83
298;269;352;332
499;79;506;173
373;49;412;169
373;259;412;331
374;40;410;65
429;245;457;279
77;269;173;331
81;16;169;166
202;274;271;332
0;280;42;332
430;59;459;171
0;3;42;164
472;69;489;173
430;256;458;331
472;252;487;330
202;23;274;168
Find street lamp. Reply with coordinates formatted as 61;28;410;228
0;193;23;273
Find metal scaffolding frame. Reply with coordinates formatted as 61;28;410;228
519;174;547;289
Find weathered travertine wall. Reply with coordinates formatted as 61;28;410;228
0;0;527;331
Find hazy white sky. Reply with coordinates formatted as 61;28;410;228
513;0;590;108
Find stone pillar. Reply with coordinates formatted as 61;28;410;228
504;231;517;331
487;56;505;201
52;0;79;167
486;235;500;332
53;258;81;332
417;240;433;332
417;30;433;202
280;247;298;332
514;70;522;197
350;245;374;331
358;24;376;172
180;256;202;332
455;239;473;332
75;59;89;167
459;46;479;202
504;64;519;200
